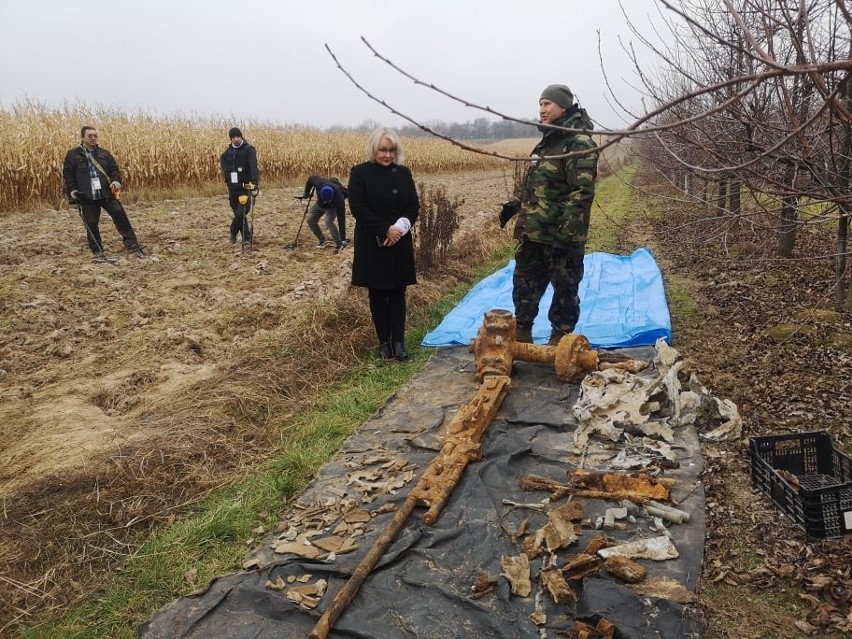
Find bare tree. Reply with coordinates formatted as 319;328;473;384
324;1;852;306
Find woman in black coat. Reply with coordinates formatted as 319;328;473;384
348;127;420;361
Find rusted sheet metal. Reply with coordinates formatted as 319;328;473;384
470;309;599;383
566;469;672;502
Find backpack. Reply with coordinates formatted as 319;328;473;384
329;177;348;199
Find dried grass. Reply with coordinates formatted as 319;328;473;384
0;234;510;632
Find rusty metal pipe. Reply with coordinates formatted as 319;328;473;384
470;309;598;383
308;374;511;639
308;494;417;639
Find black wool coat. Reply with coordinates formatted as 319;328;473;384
348;161;419;289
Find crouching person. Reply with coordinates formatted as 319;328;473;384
298;175;349;251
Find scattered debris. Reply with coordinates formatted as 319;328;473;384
469;573;498;600
629;577;697;603
285;578;328;609
603;555;647;583
572;339;741;449
562;553;602;581
540;567;576;603
529;589;547;625
572;616;616;639
597;535;679;561
501;553;532;597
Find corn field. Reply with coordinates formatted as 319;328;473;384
0;101;505;213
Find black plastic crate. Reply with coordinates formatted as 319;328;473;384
749;430;852;540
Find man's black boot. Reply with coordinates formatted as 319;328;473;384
516;326;533;344
393;341;408;361
548;329;568;346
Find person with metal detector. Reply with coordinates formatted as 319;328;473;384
296;175;349;252
62;126;142;259
220;127;259;245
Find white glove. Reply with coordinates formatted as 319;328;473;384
392;217;412;235
110;181;122;190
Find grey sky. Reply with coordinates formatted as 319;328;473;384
1;0;665;130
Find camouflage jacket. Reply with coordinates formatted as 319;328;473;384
510;108;598;246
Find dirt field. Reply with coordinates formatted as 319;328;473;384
2;154;849;637
0;171;511;485
0;168;515;635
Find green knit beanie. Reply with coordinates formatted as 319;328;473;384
539;84;574;110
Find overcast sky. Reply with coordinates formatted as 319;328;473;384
1;0;667;131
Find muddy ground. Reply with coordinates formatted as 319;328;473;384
1;161;851;637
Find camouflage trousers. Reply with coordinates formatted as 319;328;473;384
512;240;585;332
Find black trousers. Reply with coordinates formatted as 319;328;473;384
79;198;138;253
512;240;585;333
368;286;407;345
228;189;253;239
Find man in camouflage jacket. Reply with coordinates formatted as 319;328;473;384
499;84;598;344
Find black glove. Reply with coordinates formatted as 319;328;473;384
499;202;519;229
70;190;89;204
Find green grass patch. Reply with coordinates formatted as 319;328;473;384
23;170;637;639
588;161;638;253
0;277;19;299
664;275;704;328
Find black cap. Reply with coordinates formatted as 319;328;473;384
229;127;243;139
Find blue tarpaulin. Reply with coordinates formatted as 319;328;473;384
421;247;672;348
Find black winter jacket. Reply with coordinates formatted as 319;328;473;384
62;145;121;200
348;161;419;289
220;141;259;189
302;175;347;210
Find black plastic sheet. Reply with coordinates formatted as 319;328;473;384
140;347;705;639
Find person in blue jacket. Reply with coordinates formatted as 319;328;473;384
298;175;349;251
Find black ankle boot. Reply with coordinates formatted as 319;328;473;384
393;341;408;361
379;342;393;360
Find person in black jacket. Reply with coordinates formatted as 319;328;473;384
348;127;419;361
297;175;349;251
62;126;141;255
220;127;259;244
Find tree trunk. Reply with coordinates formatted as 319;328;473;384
729;178;741;235
776;194;798;258
838;74;851;309
717;179;728;216
839;204;849;310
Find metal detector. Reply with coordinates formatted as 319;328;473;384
239;182;259;254
237;193;251;254
74;201;117;264
285;194;312;250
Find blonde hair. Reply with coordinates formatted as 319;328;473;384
366;127;406;165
